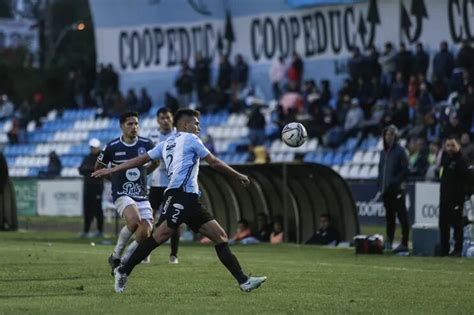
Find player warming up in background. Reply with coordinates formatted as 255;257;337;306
95;111;158;273
148;107;180;264
92;109;267;293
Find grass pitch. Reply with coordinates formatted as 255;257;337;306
1;230;474;314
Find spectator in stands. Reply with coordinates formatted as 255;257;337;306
456;40;474;73
137;88;152;114
288;52;304;90
384;100;409;130
217;54;232;92
255;213;272;242
343;98;364;137
0;94;14;121
70;69;86;108
417;82;434;115
319;80;332;107
230;219;259;245
390;72;407;104
303;80;318;112
164;92;180;114
305;214;340;246
194;52;211;106
125;89;138;111
366;45;381;81
7;117;20;144
39;151;62;178
433;41;454;83
78;138;104;238
377;125;410;253
105;63;119;92
348;47;365;82
425;112;441;143
380;42;397;87
250;145;270;164
413;42;429;77
432;76;449;101
461;133;474;165
231;54;249;96
280;87;304;115
442;113;464;139
269;56;286;100
458;84;474;131
425;140;441;181
175;60;194;107
359;100;386;141
438;136;468;257
270;221;284;244
395;43;413;82
407;138;428;179
407;74;419;110
15;100;31;129
247;104;266;146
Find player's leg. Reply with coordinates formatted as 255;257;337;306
383;192;396;249
109;197;142;273
393;190;409;252
82;189;94;237
169;229;180;264
198;219;267;292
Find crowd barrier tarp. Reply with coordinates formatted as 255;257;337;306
349;181;415;225
37;179;83;216
199;163;359;243
90;0;472;100
12;178;37;216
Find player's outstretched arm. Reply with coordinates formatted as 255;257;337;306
91;154;151;178
146;160;160;175
203;153;250;186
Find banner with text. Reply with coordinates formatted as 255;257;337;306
90;0;474;98
12;179;37;216
37;179;83;216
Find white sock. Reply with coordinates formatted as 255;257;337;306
112;226;133;258
121;240;139;264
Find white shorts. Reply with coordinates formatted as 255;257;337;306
114;196;153;221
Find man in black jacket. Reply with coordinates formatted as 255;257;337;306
439;137;468;257
79;138;104;237
377;125;410;253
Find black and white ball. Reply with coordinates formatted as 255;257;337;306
281;122;307;147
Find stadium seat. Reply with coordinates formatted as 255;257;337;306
352;150;364;164
348;165;360;179
369;165;379;178
338;165;350;178
359;165;371;179
362;151;374;164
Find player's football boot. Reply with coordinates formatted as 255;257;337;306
108;254;121;276
239;276;267;292
169;255;179;264
114;267;128;293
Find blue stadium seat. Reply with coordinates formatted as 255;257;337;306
322;152;334;165
333;152;344;165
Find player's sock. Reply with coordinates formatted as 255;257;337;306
120;236;160;275
170;229;179;257
215;242;248;284
113;226;133;258
121;240;139;264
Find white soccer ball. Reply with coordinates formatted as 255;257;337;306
281;122;307;147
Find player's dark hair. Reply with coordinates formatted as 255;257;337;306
238;219;249;228
445;135;459;143
174;108;200;126
119;111;138;124
156;107;173;117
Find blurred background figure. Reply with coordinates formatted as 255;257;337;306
39;151;62;178
305;214;340;246
230;218;260;245
270;221;284;244
254;213;272;242
78;138;104;238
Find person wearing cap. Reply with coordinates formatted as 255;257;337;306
78;138;104;237
377;125;410;253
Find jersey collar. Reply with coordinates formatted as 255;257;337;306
120;136;138;147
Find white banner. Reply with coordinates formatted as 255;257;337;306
415;182;440;225
37;179;83;216
0;18;38;52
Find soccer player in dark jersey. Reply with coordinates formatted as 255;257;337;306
148;107;180;264
95;111;158;273
92;109;266;293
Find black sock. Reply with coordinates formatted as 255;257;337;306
120;236;160;275
215;242;248;284
170;230;180;257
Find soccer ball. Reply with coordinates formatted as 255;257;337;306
281;122;307;147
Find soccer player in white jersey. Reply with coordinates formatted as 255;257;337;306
148;107;180;264
95;111;158;274
92;109;267;293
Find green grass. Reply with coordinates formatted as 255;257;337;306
1;231;474;314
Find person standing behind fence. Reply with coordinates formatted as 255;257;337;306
438;137;468;257
377;125;410;253
78;138;104;237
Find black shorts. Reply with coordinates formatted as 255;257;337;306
156;188;214;233
149;186;167;210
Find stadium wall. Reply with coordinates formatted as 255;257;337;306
89;0;472;100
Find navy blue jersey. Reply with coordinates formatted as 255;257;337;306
97;136;154;202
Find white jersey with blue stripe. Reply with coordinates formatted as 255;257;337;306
148;128;176;187
147;132;210;194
